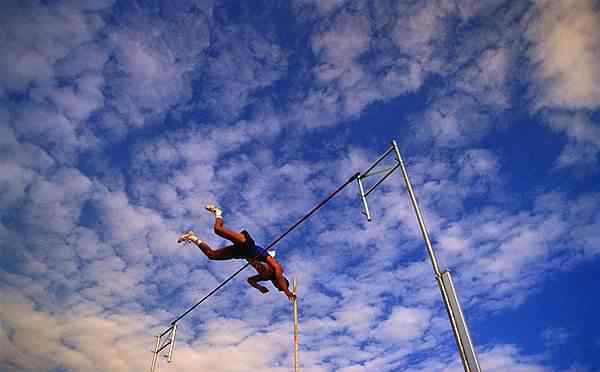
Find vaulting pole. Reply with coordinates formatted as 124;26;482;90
292;278;300;372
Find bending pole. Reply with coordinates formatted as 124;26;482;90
292;278;299;372
171;172;360;325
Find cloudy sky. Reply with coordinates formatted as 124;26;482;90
1;0;599;371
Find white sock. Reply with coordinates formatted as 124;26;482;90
188;235;202;245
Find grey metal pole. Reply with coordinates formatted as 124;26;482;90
150;335;160;372
391;140;441;276
442;270;482;372
357;177;372;221
438;273;472;371
167;324;177;363
292;278;300;372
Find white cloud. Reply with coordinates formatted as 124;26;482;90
13;103;89;163
0;285;157;372
332;301;382;335
287;86;342;129
544;112;600;169
200;24;288;121
93;189;162;247
303;1;451;122
107;32;190;126
528;0;600;110
526;0;600;170
456;47;511;108
298;0;457;126
413;95;493;148
458;149;500;183
477;345;547;372
391;1;451;68
0;1;104;93
31;74;105;122
22;167;93;236
433;190;600;309
0;1;112;164
312;11;370;85
0;126;54;210
376;306;431;344
97;1;215;129
430;344;550;372
541;326;570;347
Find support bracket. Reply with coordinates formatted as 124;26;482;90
150;324;177;372
356;141;402;222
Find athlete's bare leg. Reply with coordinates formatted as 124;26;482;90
205;204;247;245
177;231;238;260
213;218;247;246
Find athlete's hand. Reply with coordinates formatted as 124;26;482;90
286;291;297;302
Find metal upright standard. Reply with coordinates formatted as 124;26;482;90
150;324;177;372
356;140;482;372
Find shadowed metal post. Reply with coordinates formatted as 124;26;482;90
356;139;483;372
167;324;177;363
357;176;371;221
442;270;481;372
150;334;160;372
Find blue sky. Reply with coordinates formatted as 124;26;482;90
1;0;599;371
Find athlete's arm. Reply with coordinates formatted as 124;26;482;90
265;256;296;301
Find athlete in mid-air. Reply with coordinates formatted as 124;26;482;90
178;204;296;301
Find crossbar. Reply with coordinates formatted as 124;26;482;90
156;340;171;353
159;325;175;338
362;146;394;176
364;163;400;197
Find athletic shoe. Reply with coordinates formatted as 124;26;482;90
177;230;199;243
205;204;222;218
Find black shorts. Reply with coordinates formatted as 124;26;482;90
232;230;269;261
